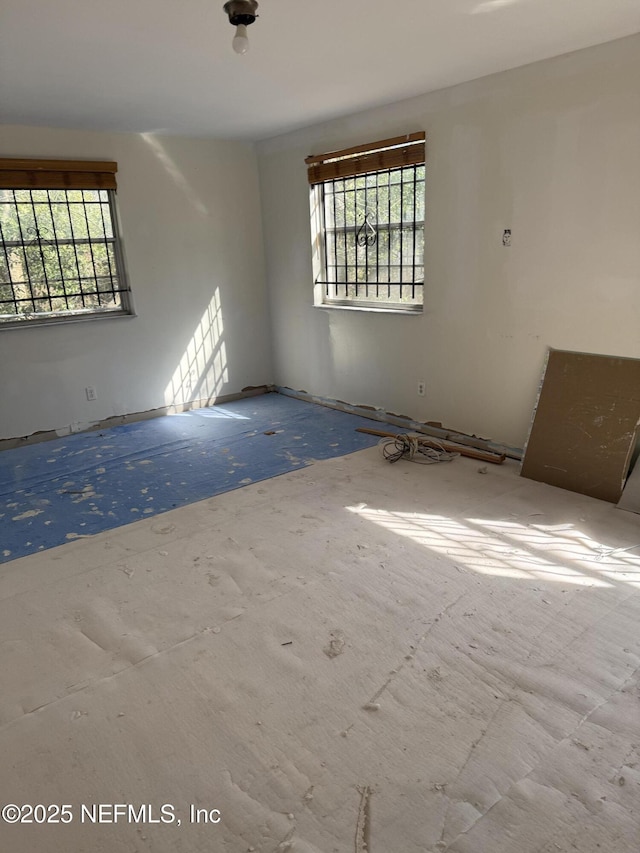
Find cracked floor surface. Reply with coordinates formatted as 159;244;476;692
1;447;639;852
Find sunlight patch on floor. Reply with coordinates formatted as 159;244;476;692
346;505;640;589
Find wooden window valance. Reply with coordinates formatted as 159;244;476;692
305;132;425;185
0;158;117;191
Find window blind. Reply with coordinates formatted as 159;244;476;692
0;158;117;191
305;132;425;185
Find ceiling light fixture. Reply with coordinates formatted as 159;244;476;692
223;0;259;55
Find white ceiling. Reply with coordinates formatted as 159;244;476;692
1;1;638;142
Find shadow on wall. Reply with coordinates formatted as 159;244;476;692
164;288;228;408
141;132;209;216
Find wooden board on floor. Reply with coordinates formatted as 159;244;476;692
521;349;640;503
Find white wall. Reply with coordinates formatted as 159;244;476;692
257;35;640;449
0;126;272;439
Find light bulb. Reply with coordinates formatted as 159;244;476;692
232;24;249;54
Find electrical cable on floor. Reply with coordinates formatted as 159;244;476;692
378;433;460;465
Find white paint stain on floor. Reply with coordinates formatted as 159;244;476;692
11;509;44;521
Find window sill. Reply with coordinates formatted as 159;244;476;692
313;303;423;315
0;309;137;331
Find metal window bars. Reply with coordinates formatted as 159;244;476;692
317;164;425;308
0;188;129;322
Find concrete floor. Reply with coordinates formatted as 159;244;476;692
1;447;639;852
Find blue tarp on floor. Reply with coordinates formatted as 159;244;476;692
0;394;388;564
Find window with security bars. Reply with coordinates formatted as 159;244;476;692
0;159;132;327
306;133;425;312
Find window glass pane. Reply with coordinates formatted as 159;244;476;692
389;229;401;265
101;204;114;238
344;188;355;222
51;204;73;241
76;245;96;281
97;275;116;293
0;183;130;323
34;200;55;239
5;252;24;285
0;202;18;241
335;231;346;268
56;245;78;283
377;184;389;225
85;203;107;239
50;296;68;312
355;187;365;222
332;190;340;231
69;204;88;240
24;245;45;284
106;245;118;279
67;294;84;310
323;192;335;229
33;297;50;313
325;231;335;269
92;243;113;279
16;203;36;239
314;158;424;309
365;188;377;219
366;238;377;269
346;232;356;267
415;179;425;220
402;182;415;223
389;184;401;223
401;227;413;272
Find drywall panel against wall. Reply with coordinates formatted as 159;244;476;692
521;350;640;503
617;459;640;515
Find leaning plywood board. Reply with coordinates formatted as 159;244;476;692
617;459;640;514
521;349;640;503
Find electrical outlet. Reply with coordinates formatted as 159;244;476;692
417;381;426;397
85;386;97;401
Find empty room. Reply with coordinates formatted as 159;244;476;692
1;1;640;851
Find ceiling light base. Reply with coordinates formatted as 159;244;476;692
223;0;258;27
